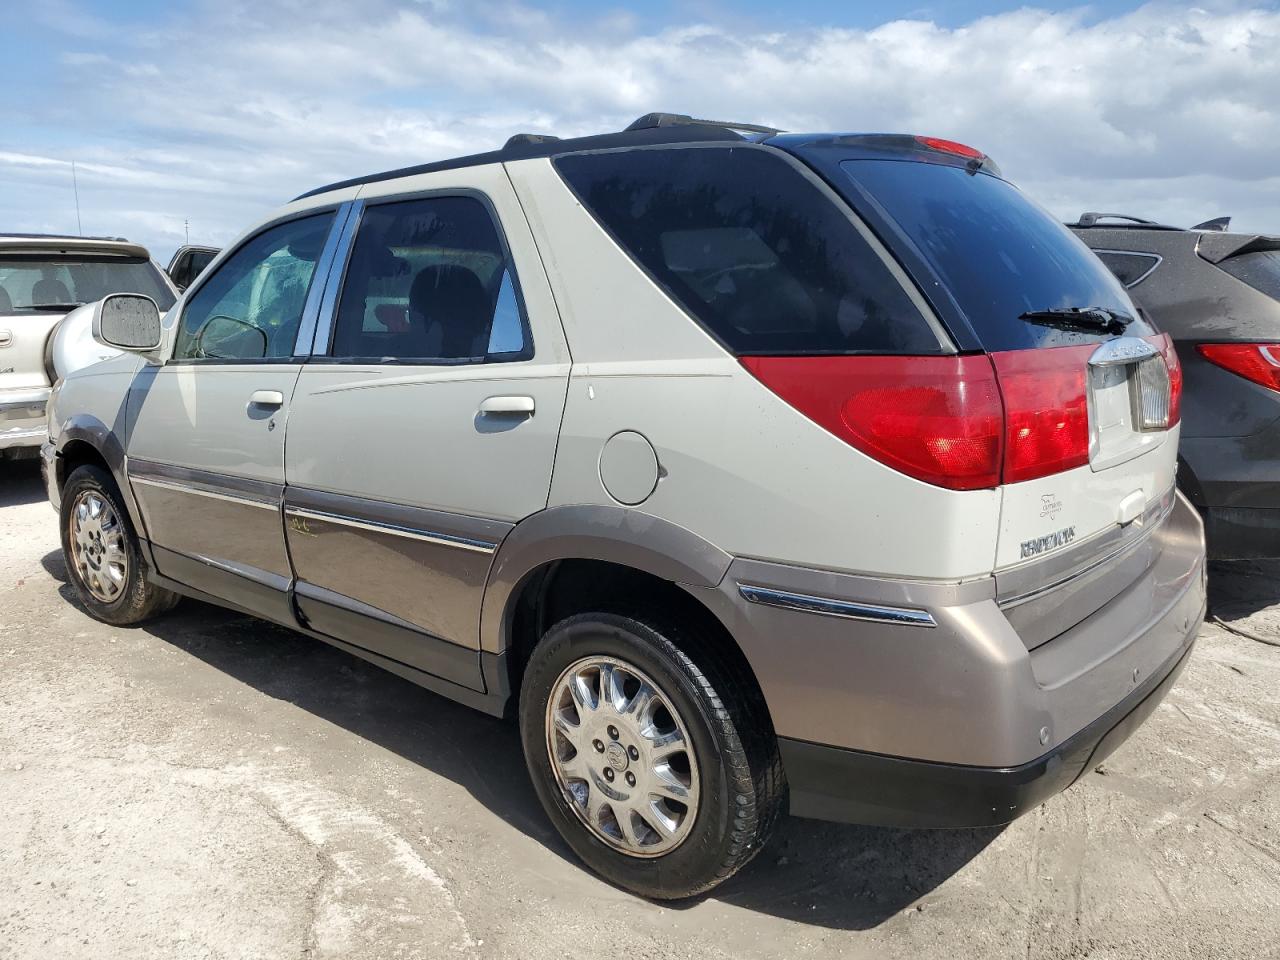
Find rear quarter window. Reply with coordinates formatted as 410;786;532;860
1095;251;1161;288
553;146;945;356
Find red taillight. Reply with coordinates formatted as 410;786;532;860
1150;333;1182;425
743;347;1098;489
740;355;1003;490
990;345;1093;484
1197;342;1280;393
915;136;985;160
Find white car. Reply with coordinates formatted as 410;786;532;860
0;234;177;457
43;114;1206;899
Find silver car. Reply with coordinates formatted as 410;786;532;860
0;234;176;457
42;114;1207;899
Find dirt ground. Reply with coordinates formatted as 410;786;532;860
1;459;1278;960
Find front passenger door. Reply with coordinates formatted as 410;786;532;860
127;210;342;624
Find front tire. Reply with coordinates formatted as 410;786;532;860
60;464;179;625
519;612;784;899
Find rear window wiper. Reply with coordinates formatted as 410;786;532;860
20;302;86;312
1018;306;1133;336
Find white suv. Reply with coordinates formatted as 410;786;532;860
0;234;176;457
43;114;1207;899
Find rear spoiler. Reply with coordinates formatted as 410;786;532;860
0;238;151;260
1196;233;1280;264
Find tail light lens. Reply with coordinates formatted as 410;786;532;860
744;343;1178;490
1197;342;1280;393
1149;333;1183;426
739;355;1003;490
989;346;1092;483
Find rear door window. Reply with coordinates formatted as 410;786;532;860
328;195;531;363
554;146;945;356
1217;250;1280;300
838;160;1155;350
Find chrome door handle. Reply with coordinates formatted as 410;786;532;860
0;330;12;348
479;395;535;415
249;390;285;408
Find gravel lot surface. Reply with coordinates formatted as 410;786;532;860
2;459;1278;960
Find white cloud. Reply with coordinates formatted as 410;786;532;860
5;0;1280;260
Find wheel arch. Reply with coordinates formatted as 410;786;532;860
481;506;775;733
55;415;146;538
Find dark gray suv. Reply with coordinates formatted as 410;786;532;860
1071;214;1280;559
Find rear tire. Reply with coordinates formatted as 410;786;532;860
60;464;179;625
519;611;784;899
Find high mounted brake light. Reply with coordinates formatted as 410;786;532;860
914;136;986;161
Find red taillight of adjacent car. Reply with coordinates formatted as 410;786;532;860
1196;342;1280;394
740;355;1004;490
989;345;1093;484
743;346;1097;490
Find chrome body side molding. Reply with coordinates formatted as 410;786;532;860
284;505;497;554
736;583;938;628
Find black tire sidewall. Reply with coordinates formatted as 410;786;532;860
60;464;155;625
519;613;744;899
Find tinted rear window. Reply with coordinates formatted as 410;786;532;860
555;147;945;356
1218;250;1280;301
839;160;1153;350
0;255;175;314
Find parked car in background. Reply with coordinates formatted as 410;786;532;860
1071;214;1280;558
166;244;219;291
0;234;177;457
43;115;1205;898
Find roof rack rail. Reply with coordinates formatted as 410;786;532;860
1191;216;1231;232
624;112;783;136
504;133;561;149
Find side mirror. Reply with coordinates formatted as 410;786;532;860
92;294;163;352
193;314;267;360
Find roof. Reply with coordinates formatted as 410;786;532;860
293;114;769;201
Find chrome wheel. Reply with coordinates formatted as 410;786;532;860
68;490;128;604
546;656;700;858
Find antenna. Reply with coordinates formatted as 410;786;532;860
184;219;190;245
71;160;83;236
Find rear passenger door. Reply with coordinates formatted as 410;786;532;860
283;169;570;689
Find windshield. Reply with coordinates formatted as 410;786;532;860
1218;249;1280;301
839;160;1154;350
0;256;175;314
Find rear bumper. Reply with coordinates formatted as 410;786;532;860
1179;433;1280;558
779;632;1197;827
689;492;1207;826
0;387;51;451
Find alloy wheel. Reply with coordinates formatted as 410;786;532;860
545;655;700;857
68;490;128;604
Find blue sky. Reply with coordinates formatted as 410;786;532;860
3;1;1279;260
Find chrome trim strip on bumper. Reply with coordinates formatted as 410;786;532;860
737;583;937;628
284;506;497;554
130;475;280;510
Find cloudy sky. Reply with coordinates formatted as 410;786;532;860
4;0;1279;261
